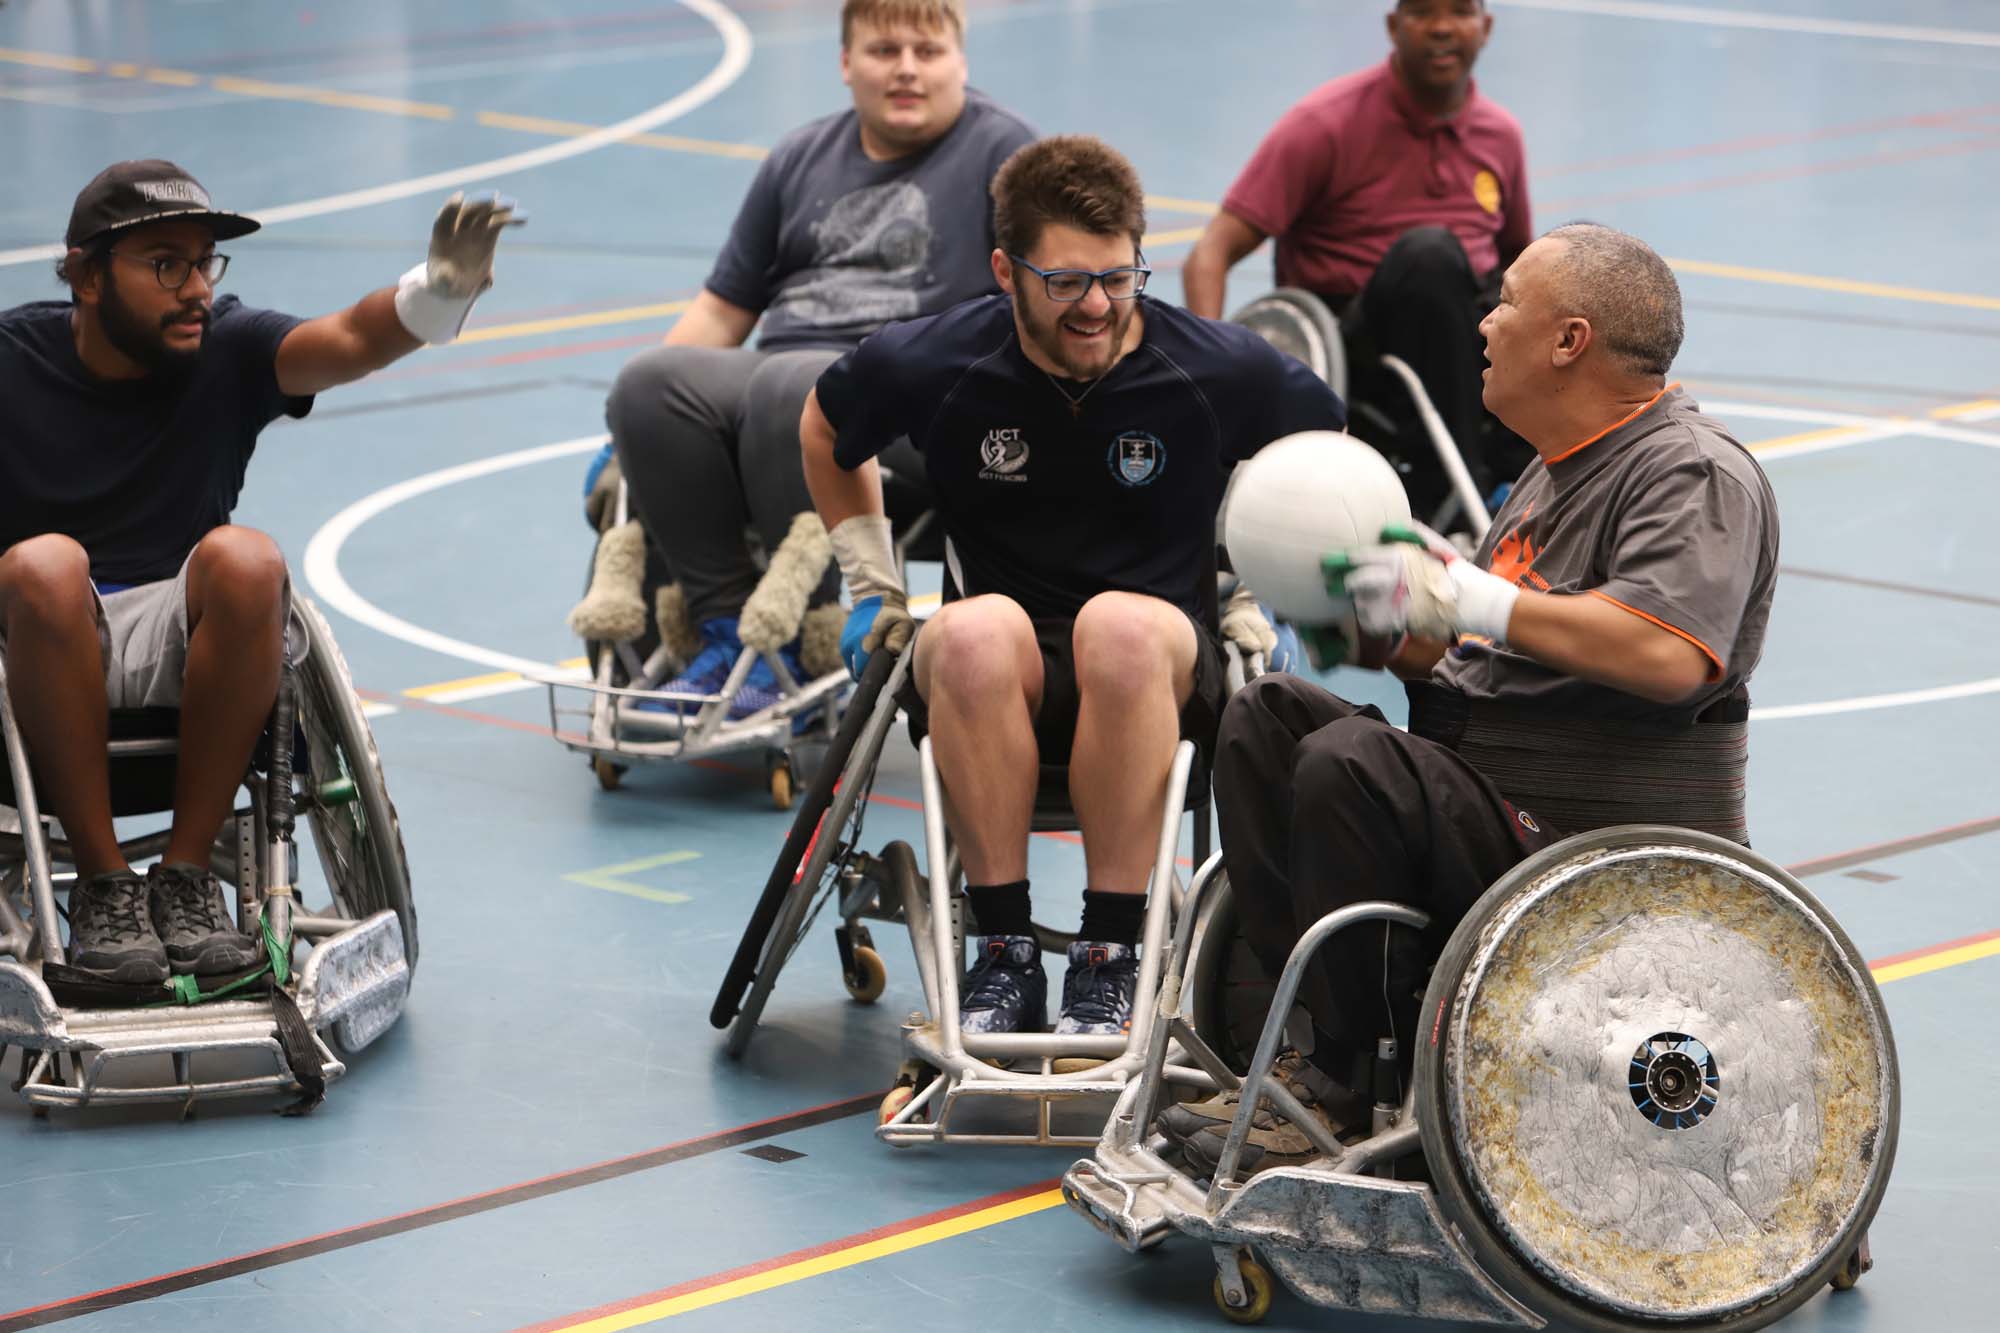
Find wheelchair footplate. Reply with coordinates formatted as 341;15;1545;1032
0;909;408;1112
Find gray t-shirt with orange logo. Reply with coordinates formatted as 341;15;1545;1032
1434;386;1779;725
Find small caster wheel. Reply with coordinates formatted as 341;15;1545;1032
1831;1234;1873;1291
844;945;887;1004
31;1105;48;1121
1214;1252;1274;1325
592;757;625;791
768;757;794;811
878;1061;933;1128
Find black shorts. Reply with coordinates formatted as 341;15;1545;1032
898;611;1230;764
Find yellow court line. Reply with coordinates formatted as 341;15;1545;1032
1144;194;1221;217
1873;935;2000;986
403;656;586;698
1747;423;1881;453
1142;225;1206;248
1933;398;2000;420
0;46;96;73
1668;257;2000;313
475;111;769;161
208;75;454;120
559;1189;1065;1331
456;301;694;344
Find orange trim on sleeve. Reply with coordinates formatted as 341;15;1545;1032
1589;590;1724;681
1546;383;1678;465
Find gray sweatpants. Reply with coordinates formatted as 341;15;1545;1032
607;345;844;627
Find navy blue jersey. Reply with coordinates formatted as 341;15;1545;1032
817;295;1345;620
0;295;311;585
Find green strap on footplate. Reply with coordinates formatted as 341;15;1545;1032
154;914;291;1007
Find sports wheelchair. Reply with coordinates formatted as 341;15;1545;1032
1230;288;1497;542
0;594;414;1113
711;636;1253;1146
545;445;940;810
1062;827;1897;1329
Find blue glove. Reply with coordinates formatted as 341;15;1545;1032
840;592;914;679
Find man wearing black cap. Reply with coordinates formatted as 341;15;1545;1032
0;160;519;985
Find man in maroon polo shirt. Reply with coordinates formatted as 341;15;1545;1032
1183;0;1530;500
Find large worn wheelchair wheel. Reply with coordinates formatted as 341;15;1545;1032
1416;826;1898;1332
1184;870;1278;1074
1228;288;1348;398
293;597;418;973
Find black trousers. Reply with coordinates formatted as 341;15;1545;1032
1212;675;1558;1076
1334;226;1531;510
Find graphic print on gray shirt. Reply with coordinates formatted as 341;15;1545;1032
704;90;1035;352
1436;386;1780;725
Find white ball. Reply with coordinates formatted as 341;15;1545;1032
1224;431;1412;625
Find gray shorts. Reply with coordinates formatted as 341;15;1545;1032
93;562;195;710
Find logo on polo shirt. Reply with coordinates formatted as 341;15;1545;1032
1474;170;1501;216
979;428;1029;483
1108;431;1165;487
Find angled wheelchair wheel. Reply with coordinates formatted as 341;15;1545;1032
710;648;901;1054
1228;288;1348;400
1184;872;1278;1074
293;597;418;972
1416;826;1898;1332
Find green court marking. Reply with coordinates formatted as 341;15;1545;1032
564;851;701;904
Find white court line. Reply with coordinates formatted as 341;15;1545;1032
1492;0;2000;50
301;434;608;676
0;0;752;268
309;432;2000;725
1702;399;2000;454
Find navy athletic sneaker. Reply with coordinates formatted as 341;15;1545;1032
659;617;742;701
960;935;1046;1034
67;871;168;983
1054;940;1139;1036
147;862;262;974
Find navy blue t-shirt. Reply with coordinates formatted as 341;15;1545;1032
0;295;312;586
817;294;1347;620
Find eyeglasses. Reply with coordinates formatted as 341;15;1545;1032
109;250;230;290
1008;254;1150;302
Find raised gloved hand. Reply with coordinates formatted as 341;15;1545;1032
1220;581;1279;661
1325;521;1519;645
830;514;914;678
394;192;524;345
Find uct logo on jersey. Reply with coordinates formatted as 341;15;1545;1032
978;428;1029;483
1108;431;1166;487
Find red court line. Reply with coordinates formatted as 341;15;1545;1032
1536;101;2000;178
512;1178;1061;1333
1541;131;2000;211
1868;927;2000;971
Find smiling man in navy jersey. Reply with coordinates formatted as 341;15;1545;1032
0;160;517;985
801;136;1347;1038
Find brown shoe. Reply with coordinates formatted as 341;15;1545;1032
1156;1050;1365;1179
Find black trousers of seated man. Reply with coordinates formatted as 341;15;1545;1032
1330;226;1534;510
1212;674;1559;1088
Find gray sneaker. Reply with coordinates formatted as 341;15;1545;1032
67;871;169;983
147;862;262;974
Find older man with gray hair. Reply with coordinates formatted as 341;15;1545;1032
1163;223;1780;1178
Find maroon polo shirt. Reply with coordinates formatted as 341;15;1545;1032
1223;59;1532;300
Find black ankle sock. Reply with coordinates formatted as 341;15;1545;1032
967;880;1032;938
1077;890;1146;946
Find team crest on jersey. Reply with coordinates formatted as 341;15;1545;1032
1108;431;1166;487
979;428;1029;483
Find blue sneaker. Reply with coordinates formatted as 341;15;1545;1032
729;641;808;721
960;935;1047;1035
1054;940;1139;1036
636;618;742;722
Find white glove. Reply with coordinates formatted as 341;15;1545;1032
1220;582;1278;658
1330;521;1519;644
829;514;913;677
394;192;523;345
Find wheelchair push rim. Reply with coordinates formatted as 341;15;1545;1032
1416;825;1898;1332
293;597;419;972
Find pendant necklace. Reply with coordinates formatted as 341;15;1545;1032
1041;367;1104;419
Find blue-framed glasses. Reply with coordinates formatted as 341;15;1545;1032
1008;253;1151;302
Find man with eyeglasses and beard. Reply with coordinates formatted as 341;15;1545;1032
800;137;1346;1039
0;159;517;986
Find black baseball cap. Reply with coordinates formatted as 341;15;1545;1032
64;160;260;250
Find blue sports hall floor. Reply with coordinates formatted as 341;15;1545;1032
1;1;1996;1329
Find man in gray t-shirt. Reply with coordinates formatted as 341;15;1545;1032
1164;225;1779;1177
602;0;1033;717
